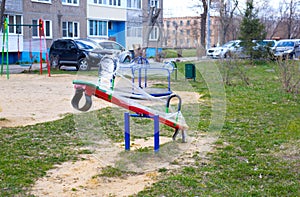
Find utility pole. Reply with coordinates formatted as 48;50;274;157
206;0;211;49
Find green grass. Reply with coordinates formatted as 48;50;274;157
0;115;83;196
1;60;299;196
163;49;197;58
136;61;300;196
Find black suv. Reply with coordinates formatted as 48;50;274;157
49;39;106;71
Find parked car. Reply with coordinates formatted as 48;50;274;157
274;39;300;60
251;40;277;59
87;38;132;63
206;46;217;58
49;38;107;71
211;40;241;59
254;40;277;51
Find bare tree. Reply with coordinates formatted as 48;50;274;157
144;6;161;48
268;0;300;39
219;0;239;44
259;0;283;39
200;0;208;48
0;0;6;31
284;0;300;38
191;0;209;48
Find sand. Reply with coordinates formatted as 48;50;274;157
0;73;216;196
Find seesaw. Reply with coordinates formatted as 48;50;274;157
71;80;188;144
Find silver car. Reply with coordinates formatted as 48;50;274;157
212;40;241;59
88;38;132;63
274;39;300;60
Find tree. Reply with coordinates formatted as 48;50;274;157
259;0;283;39
239;0;266;58
219;0;239;44
144;6;162;48
284;0;300;38
200;0;208;48
0;0;6;31
191;0;209;48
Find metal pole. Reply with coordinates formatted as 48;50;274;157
207;0;211;50
124;112;130;151
154;115;160;152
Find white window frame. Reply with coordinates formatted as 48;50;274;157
127;0;141;9
31;0;51;3
88;20;108;37
32;19;53;38
62;21;79;38
92;0;121;7
149;0;159;8
127;27;142;37
5;15;23;35
62;0;79;6
149;26;159;41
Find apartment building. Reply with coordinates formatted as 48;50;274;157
0;0;23;63
0;0;163;63
24;0;87;51
163;16;219;49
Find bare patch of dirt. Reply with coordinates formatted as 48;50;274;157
0;73;216;196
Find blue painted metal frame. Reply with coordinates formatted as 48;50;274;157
124;112;160;152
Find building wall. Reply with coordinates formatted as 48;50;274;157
23;0;87;48
87;1;127;47
0;0;23;63
163;16;220;49
2;0;163;62
3;0;22;14
126;8;143;50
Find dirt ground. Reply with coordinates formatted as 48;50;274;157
0;73;216;197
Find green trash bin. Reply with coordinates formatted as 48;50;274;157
185;63;196;81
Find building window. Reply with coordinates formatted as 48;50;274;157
109;0;120;6
93;0;107;4
149;26;159;40
127;27;142;37
93;0;120;6
149;0;159;8
31;0;51;3
32;19;52;38
127;0;141;9
187;20;190;26
166;21;170;28
187;29;190;36
62;0;79;6
108;21;112;30
5;15;22;34
180;21;183;26
89;20;107;37
62;21;79;38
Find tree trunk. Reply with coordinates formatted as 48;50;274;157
200;0;208;48
0;0;6;31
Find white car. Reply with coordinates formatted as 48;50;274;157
87;38;132;63
211;40;241;59
274;39;300;59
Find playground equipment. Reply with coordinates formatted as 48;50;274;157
118;56;175;98
71;56;188;151
0;18;50;79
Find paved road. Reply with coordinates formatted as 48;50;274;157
0;56;211;76
0;63;49;75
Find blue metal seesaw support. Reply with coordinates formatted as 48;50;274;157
124;112;160;152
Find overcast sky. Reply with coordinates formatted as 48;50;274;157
163;0;283;18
